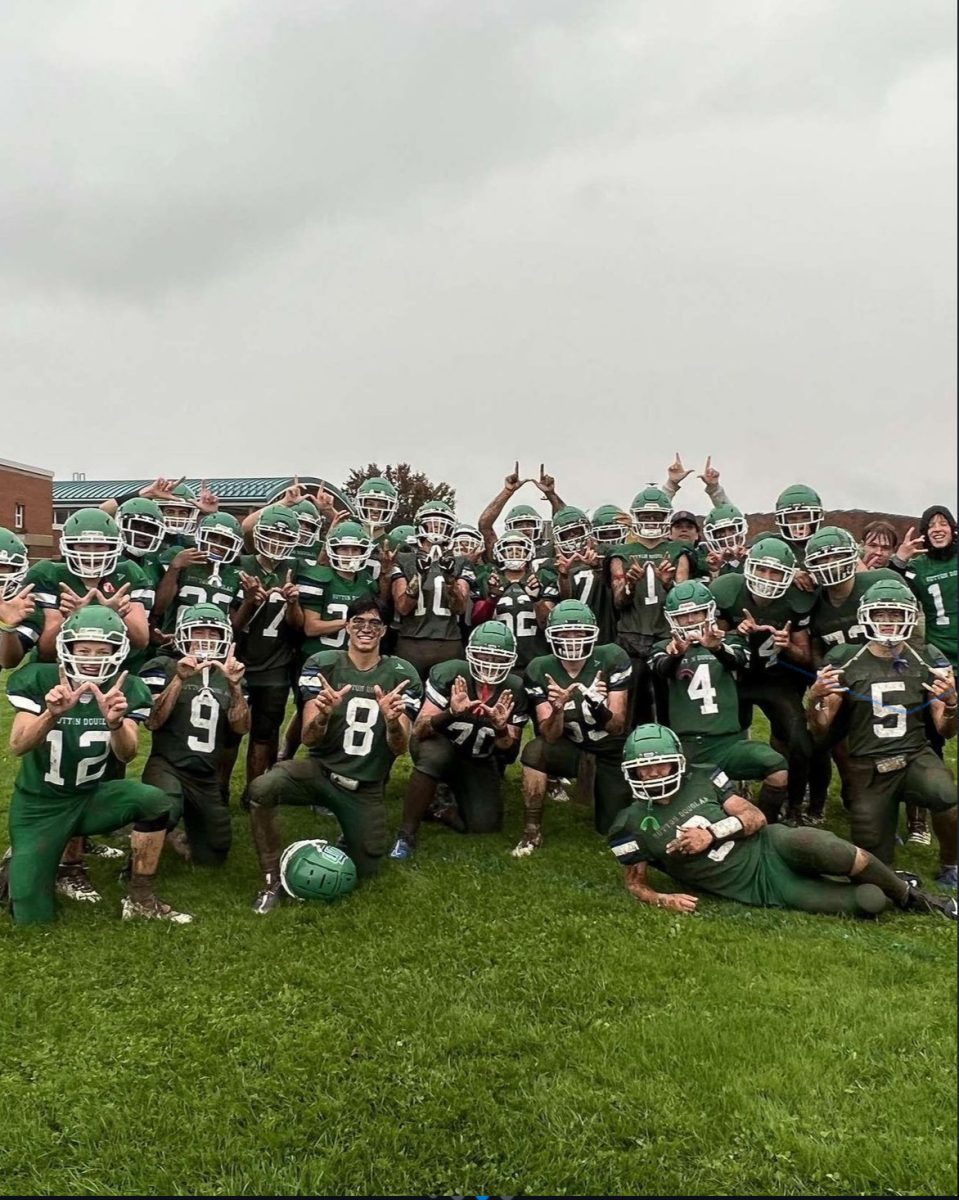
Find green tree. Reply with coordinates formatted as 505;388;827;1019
342;463;456;527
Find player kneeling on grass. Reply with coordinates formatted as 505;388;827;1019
390;621;529;860
513;599;633;857
1;607;190;925
140;605;250;867
246;597;422;914
608;724;956;919
807;579;958;888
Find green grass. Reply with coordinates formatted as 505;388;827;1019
0;688;955;1197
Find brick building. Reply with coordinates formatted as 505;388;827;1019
0;457;55;560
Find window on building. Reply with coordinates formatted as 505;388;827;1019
14;503;25;531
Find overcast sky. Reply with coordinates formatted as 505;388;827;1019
2;0;955;524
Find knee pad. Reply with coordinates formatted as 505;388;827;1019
520;737;549;773
854;883;889;915
133;812;169;833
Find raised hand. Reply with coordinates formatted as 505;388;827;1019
94;582;132;618
197;481;220;515
449;675;473;716
313;674;352;718
140;475;186;502
280;569;299;603
793;569;817;593
239;571;267;603
584;670;608;705
533;464;556;497
374;678;410;721
810;664;847;701
655;555;676;585
210;645;246;686
485;572;502;600
504;462;523;494
770;620;792;651
0;583;36;628
545;673;576;712
173;548;209;571
578;545;600;568
695;622;726;650
667;631;690;657
699;456;720;488
405;572;420;601
667;452;693;486
626;560;646;585
176;654;202;680
89;671;130;728
706;550;723;575
525;572;542;598
279;475;305;507
895;526;927;563
474;690;515;731
59;583;96;616
737;608;774;637
45;666;86;717
924;667;957;708
313;487;336;514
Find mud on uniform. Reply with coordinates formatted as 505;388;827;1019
823;641;956;863
234;554;298;743
651;632;786;782
248;650;422;877
4;665;168;924
391;552;475;679
480;570;559;670
413;660;528;832
523;644;633;833
608;767;882;915
140;658;248;864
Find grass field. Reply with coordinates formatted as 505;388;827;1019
0;684;955;1198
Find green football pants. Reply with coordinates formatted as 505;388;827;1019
141;755;232;866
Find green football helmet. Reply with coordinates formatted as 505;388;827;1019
56;605;129;687
621;723;687;805
592;504;634;546
546;598;599;661
60;508;122;579
804;525;858;587
174;602;233;661
156;482;199;536
703;504;747;554
117;497;166;557
290;499;322;550
355;477;398;530
858;578;919;647
387;524;416;552
326;520;373;573
280;839;357;901
630;487;672;540
415;499;456;558
775;484;823;543
195;512;244;564
451;524;484;558
493;531;534;572
551;505;592;555
665;580;716;641
504;503;544;544
744;537;797;599
466;620;518;684
253;504;300;561
0;527;28;600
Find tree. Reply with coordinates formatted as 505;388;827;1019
342;463;456;528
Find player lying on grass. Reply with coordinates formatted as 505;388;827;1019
608;724;956;920
1;607;190;925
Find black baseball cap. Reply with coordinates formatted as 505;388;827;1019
670;510;700;527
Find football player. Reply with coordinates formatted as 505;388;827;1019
354;476;399;538
608;486;690;724
1;607;190;924
608;724;955;919
710;538;818;825
651;581;789;821
153;511;246;632
390;621;528;859
390;499;473;680
140;605;250;866
233;505;303;797
246;597;421;913
702;504;749;578
662;453;734;510
0;527;35;671
513;599;633;856
478;464;565;562
774;484;824;591
481;532;558;668
808;579;957;887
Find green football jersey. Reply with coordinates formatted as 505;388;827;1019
235;554;299;682
6;663;153;799
525;643;632;753
710;573;815;679
299;650;422;783
651;635;748;737
26;558;154;616
899;554;957;666
808;568;901;659
297;563;377;657
608;540;685;639
825;641;950;760
556;561;617;646
482;572;559;668
120;551;166;590
607;767;773;906
11;606;44;656
140;657;246;776
424;658;528;758
158;562;243;635
391;552;475;641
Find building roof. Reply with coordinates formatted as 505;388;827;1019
53;476;353;508
0;457;54;478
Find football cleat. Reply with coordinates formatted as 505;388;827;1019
802;812;826;829
389;835;415;861
252;876;285;915
906;815;931;846
121;895;193;924
511;829;544;858
935;865;958;890
894;870;922;890
546;778;571;804
782;808;804;828
83;838;126;861
56;863;101;903
904;888;958;920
